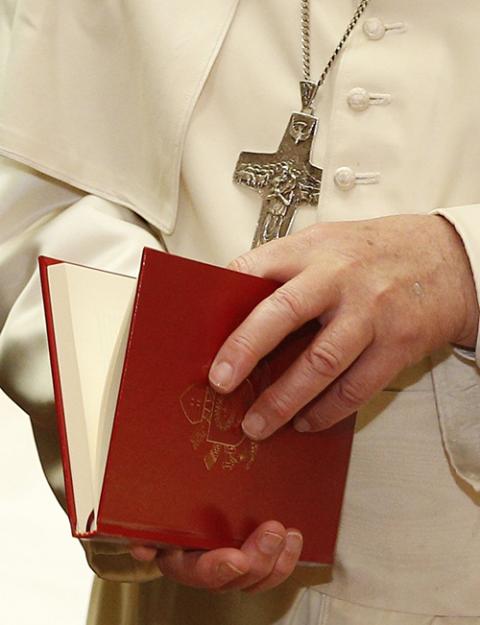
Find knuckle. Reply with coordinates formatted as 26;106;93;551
303;406;337;431
330;253;364;283
371;278;395;304
247;562;274;583
230;333;258;360
335;377;366;409
269;286;306;324
272;557;295;579
273;549;300;579
395;322;423;349
305;340;343;378
262;388;293;421
229;254;254;275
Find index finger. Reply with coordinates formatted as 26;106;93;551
209;267;338;394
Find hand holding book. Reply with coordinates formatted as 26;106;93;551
210;216;479;439
40;247;354;593
131;520;303;592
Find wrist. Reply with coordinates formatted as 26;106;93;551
433;215;479;349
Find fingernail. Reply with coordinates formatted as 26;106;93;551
242;412;267;439
216;562;245;585
259;530;284;555
131;546;157;562
294;418;311;432
286;532;303;554
210;361;233;390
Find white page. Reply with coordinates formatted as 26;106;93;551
48;263;137;532
95;294;137;519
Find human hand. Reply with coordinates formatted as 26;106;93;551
209;215;479;438
130;521;303;593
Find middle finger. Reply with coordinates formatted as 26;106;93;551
241;312;374;440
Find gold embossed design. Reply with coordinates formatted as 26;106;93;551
180;381;259;472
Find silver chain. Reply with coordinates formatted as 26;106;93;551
301;0;371;87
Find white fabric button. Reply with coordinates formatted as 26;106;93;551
363;18;386;40
334;168;381;190
347;88;392;111
334;167;356;191
363;18;407;40
347;87;370;111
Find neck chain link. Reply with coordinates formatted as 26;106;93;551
233;1;373;247
300;0;371;111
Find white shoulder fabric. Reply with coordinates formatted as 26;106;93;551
0;0;240;234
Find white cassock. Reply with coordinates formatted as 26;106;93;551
1;1;480;623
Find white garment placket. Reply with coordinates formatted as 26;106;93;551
316;3;410;223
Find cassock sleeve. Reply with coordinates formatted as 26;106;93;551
432;206;480;366
0;155;164;582
429;206;480;491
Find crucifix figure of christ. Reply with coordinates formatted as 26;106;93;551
233;108;323;249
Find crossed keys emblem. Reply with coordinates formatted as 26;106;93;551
180;381;259;472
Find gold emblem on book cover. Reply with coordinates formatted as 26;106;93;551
180;381;259;472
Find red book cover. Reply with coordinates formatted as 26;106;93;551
40;249;355;564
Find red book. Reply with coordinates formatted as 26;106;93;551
39;248;354;564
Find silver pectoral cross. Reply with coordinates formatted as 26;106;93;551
233;85;323;248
